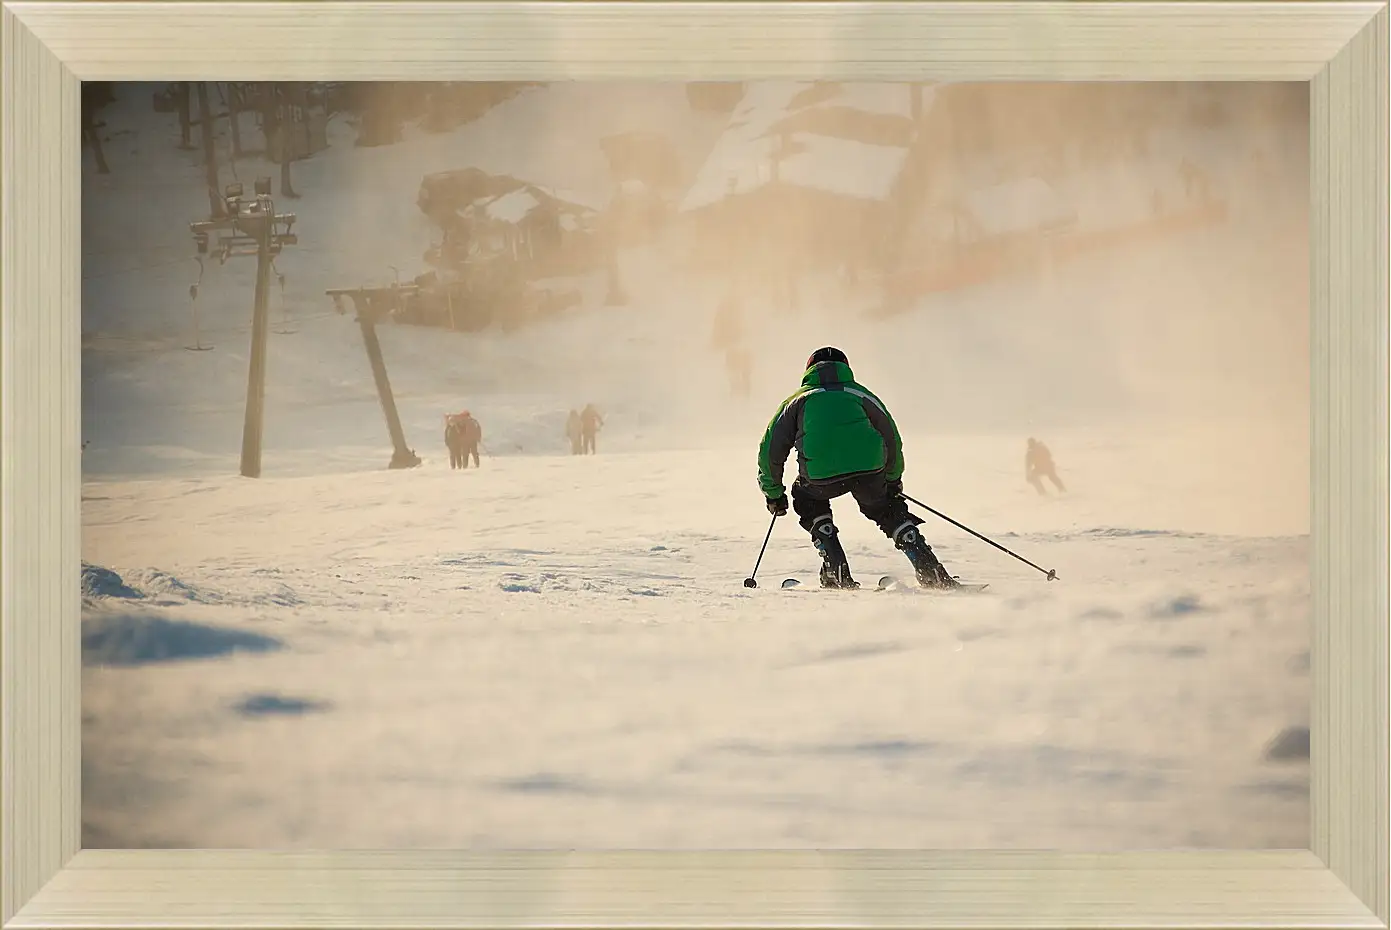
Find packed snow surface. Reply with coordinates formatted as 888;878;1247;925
81;82;1310;849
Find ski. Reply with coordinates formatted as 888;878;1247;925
778;575;989;593
875;574;990;593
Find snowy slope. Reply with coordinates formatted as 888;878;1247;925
81;83;1310;851
82;430;1309;850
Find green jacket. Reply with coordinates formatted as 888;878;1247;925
757;360;905;499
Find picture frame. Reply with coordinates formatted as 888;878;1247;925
3;1;1387;926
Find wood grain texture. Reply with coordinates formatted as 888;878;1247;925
4;1;1386;81
5;851;1385;929
1310;5;1391;923
0;4;82;925
1;1;1387;928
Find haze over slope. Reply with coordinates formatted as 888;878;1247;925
83;82;1308;535
79;83;1312;851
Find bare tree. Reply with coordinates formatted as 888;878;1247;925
278;83;303;199
176;82;195;150
81;81;113;175
194;82;223;218
254;83;300;199
223;83;245;158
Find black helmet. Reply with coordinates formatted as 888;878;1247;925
806;346;848;368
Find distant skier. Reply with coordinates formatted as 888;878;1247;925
711;289;753;399
565;409;583;455
459;411;482;467
756;346;959;590
445;410;482;469
1025;437;1065;495
725;344;753;399
580;403;603;455
710;290;744;351
444;414;465;469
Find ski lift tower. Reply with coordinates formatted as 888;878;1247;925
190;177;298;479
325;282;423;471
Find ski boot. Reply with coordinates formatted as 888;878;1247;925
894;524;960;589
811;517;859;589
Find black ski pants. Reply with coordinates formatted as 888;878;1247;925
790;470;923;541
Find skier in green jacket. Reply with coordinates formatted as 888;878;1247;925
757;346;959;590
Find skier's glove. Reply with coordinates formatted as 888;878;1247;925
887;478;904;498
767;495;789;516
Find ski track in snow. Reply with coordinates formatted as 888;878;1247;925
81;83;1310;851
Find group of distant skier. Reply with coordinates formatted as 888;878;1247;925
565;404;605;455
441;402;605;469
442;410;482;469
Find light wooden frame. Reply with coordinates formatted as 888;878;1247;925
3;1;1388;927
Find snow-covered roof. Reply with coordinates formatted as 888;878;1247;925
540;186;602;213
727;81;814;129
810;83;916;119
679;81;928;213
679;132;910;211
469;180;599;226
484;188;542;223
777;135;911;202
678;134;779;212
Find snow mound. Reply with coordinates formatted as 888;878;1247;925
82;613;284;667
82;563;144;601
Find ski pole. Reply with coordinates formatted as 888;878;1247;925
899;491;1058;581
743;512;780;588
